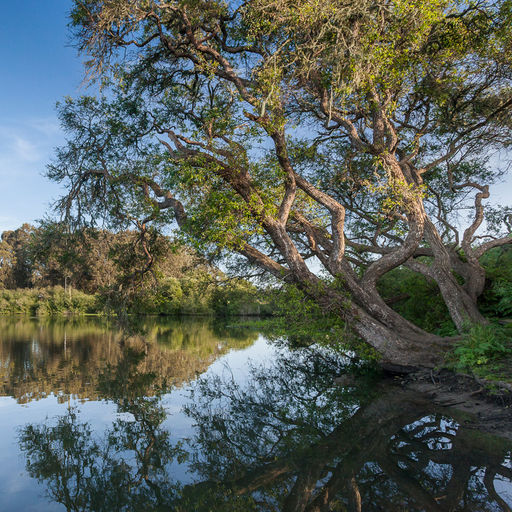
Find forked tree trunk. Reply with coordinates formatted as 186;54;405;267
420;221;487;330
431;266;487;329
406;257;487;332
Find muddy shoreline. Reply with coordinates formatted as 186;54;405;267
390;368;512;440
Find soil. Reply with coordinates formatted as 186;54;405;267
393;368;512;440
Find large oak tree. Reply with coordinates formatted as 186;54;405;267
51;0;512;365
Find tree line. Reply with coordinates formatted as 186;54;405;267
0;222;202;292
0;222;269;316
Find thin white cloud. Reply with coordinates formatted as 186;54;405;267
13;135;41;162
28;117;61;136
0;117;65;228
0;117;63;174
0;215;23;233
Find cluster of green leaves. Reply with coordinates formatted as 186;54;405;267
208;279;274;317
479;246;512;318
246;0;448;92
491;281;512;317
0;223;36;289
447;323;512;380
110;275;272;317
0;222;120;293
241;283;380;362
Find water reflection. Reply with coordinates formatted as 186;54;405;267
16;333;512;511
184;351;512;511
0;316;257;403
20;347;182;511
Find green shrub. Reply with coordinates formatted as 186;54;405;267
209;281;273;317
479;246;512;319
0;287;99;315
117;275;274;318
493;281;512;317
448;323;512;376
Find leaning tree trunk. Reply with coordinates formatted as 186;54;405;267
423;220;487;330
347;304;449;367
314;286;450;368
256;224;453;368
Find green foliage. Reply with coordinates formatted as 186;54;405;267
249;284;380;361
447;323;512;379
492;281;512;317
0;287;99;316
377;248;512;337
378;267;456;334
209;279;273;317
0;222;274;318
120;276;273;317
114;276;211;316
479;247;512;318
0;279;273;319
0;224;36;288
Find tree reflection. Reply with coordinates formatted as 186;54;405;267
19;347;184;511
0;316;258;403
19;345;512;511
184;349;512;511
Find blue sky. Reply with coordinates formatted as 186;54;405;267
0;1;510;234
0;0;82;232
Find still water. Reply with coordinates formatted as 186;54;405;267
0;316;510;511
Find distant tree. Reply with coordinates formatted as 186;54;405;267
29;221;110;292
0;224;37;288
0;238;16;288
49;0;512;365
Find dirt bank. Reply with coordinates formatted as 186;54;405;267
393;368;512;439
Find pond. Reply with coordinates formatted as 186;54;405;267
0;316;510;511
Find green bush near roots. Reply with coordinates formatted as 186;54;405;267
479;247;512;318
377;267;456;334
447;323;512;378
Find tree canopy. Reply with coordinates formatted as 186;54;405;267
0;223;207;292
50;0;512;365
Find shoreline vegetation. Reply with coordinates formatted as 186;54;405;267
1;223;512;384
0;285;274;318
0;222;275;318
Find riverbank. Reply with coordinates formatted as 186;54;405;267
0;285;274;318
381;367;512;440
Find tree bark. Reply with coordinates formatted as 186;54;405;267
420;220;487;329
311;286;449;368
